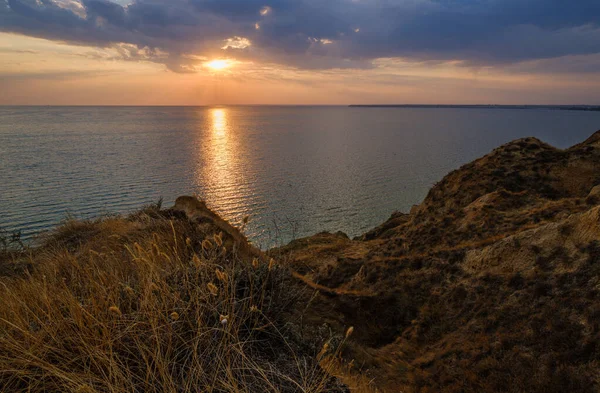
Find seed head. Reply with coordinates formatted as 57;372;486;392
109;306;122;316
170;312;180;321
345;326;354;339
124;286;135;296
268;258;276;271
252;258;260;269
201;239;213;251
192;254;202;268
250;305;259;313
207;282;218;296
134;242;144;254
214;232;223;247
185;237;192;247
215;269;228;283
220;314;229;326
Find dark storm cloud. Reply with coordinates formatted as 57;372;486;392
1;0;599;72
358;0;600;63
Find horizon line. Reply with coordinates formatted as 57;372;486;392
2;104;600;108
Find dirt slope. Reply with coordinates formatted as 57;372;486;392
273;130;600;393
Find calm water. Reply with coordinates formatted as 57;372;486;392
1;106;599;248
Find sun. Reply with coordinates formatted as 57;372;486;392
205;59;231;71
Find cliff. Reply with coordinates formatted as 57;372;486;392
2;131;600;393
272;130;600;392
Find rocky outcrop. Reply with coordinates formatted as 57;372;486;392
172;196;264;261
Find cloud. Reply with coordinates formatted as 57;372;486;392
503;53;600;75
0;69;118;80
1;0;599;73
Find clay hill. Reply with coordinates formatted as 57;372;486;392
272;131;600;392
2;131;600;393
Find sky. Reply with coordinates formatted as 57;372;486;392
1;0;600;105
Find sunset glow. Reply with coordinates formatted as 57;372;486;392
205;60;231;71
2;1;600;391
0;0;599;105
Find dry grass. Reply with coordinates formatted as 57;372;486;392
320;357;380;393
0;206;347;393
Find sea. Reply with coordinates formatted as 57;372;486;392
1;106;599;248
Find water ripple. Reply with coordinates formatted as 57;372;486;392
2;106;600;247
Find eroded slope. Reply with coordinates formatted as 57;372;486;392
273;131;600;393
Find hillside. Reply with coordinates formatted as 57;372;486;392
2;131;600;392
0;198;349;393
272;131;600;392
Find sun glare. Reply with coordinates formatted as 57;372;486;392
205;59;231;71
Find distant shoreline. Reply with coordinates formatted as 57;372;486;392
348;104;600;111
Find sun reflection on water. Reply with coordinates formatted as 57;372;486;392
195;107;251;228
206;108;234;196
211;108;227;136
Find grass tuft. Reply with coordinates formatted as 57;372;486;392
0;208;347;393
